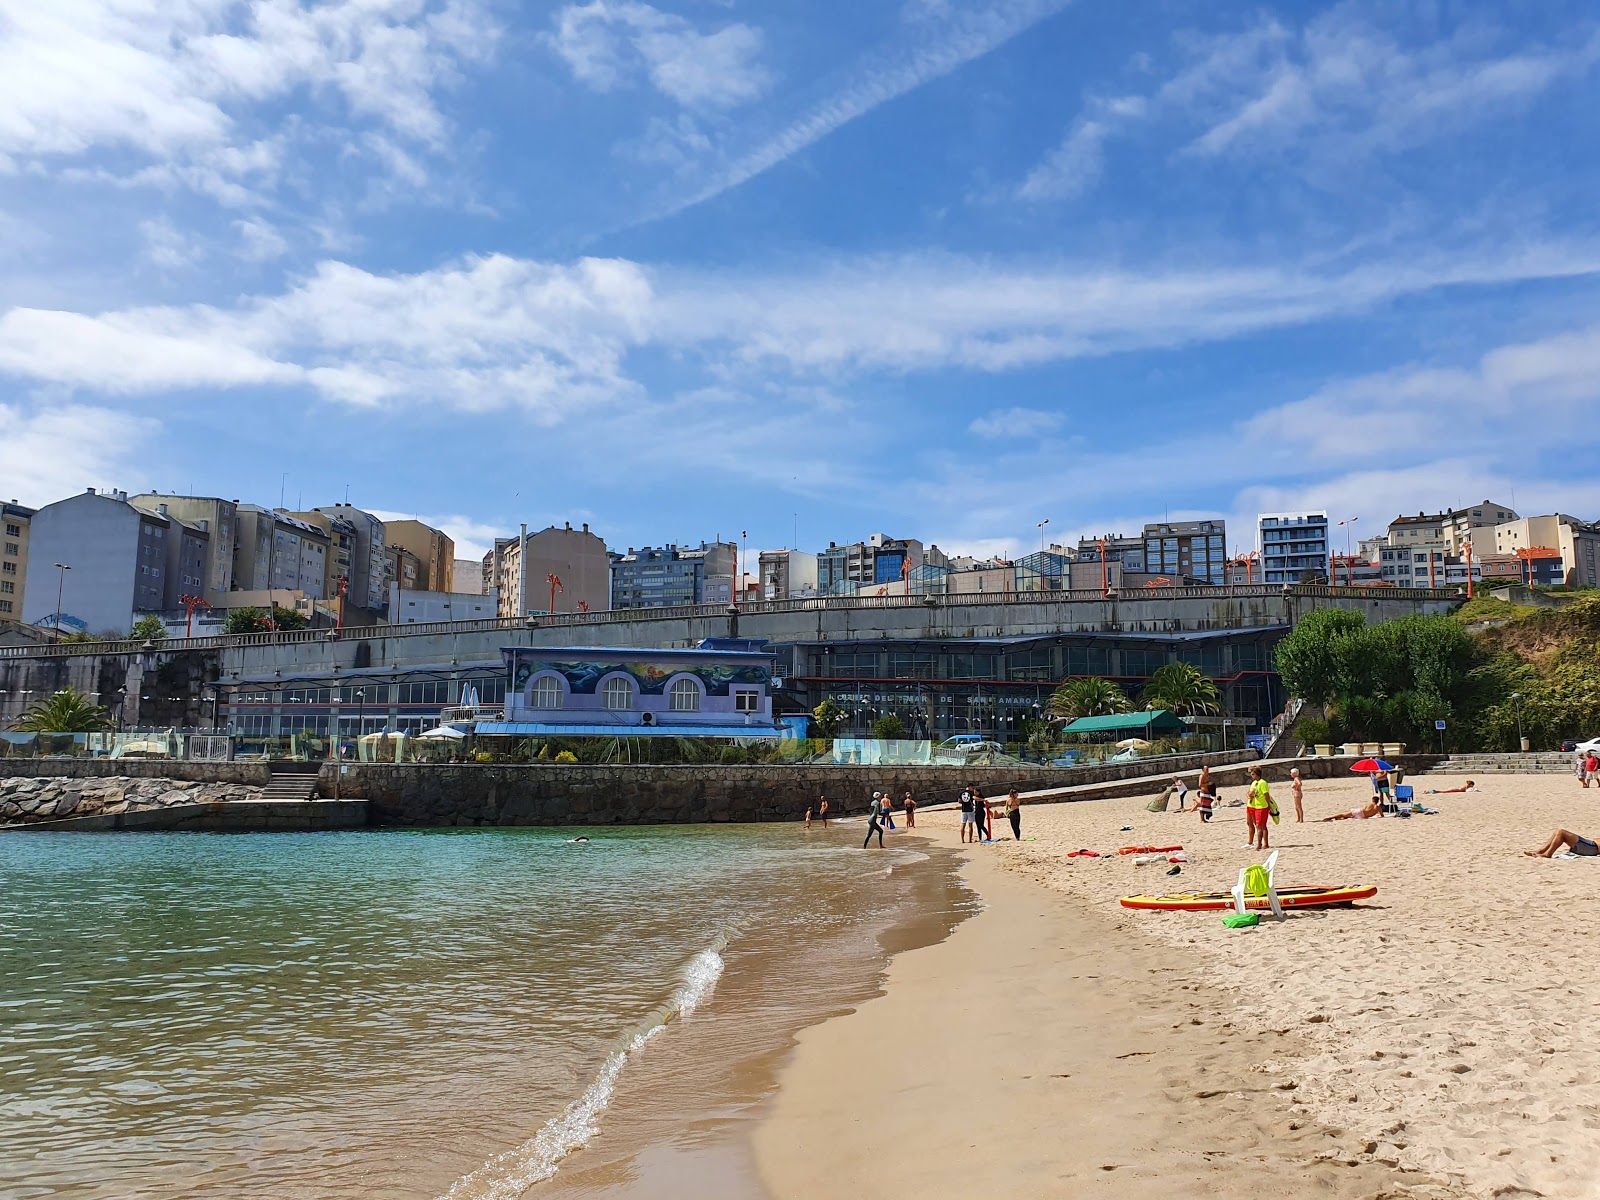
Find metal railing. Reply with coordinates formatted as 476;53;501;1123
0;583;1456;661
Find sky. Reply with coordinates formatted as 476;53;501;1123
1;0;1598;564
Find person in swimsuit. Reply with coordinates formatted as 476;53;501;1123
902;790;916;828
1425;780;1477;794
1290;767;1304;823
1324;800;1382;821
972;785;990;841
880;789;896;831
958;788;975;843
817;795;830;826
1525;829;1600;857
1373;769;1392;806
1005;789;1022;840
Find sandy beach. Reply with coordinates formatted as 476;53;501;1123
755;772;1600;1199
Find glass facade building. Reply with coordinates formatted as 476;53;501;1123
1257;513;1330;584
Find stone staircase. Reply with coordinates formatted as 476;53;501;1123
1429;752;1576;775
261;767;322;801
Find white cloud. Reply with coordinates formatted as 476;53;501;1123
4;241;1600;418
139;218;201;269
0;0;496;201
548;2;770;109
234;217;289;262
0;400;158;507
1016;118;1110;202
968;406;1063;438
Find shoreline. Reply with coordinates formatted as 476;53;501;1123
753;837;1468;1199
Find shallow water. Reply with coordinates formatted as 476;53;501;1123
0;825;965;1199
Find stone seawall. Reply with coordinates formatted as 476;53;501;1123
0;774;265;826
0;760;270;785
324;749;1261;826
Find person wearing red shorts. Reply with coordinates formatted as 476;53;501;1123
1245;766;1273;851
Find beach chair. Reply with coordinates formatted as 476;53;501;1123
1393;785;1414;818
1231;850;1284;921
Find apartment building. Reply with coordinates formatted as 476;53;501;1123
816;534;929;594
129;494;238;606
382;519;454;593
757;549;819;600
1142;519;1227;584
286;504;389;614
1;501;33;622
234;506;330;601
1257;512;1330;584
1494;514;1600;588
609;541;734;609
22;489;172;634
490;523;611;616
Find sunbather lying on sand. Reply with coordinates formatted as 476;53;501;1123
1323;800;1382;821
1524;829;1600;858
1425;780;1476;795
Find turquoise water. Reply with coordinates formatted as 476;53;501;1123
0;826;938;1199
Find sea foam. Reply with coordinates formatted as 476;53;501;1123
438;937;727;1200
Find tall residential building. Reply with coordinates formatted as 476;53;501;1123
1444;500;1518;553
1494;514;1600;588
1257;512;1330;584
758;549;819;600
816;534;928;594
22;489;172;635
1;501;34;622
233;506;330;601
286;504;388;613
609;541;735;609
382;519;454;593
454;558;485;596
130;494;237;606
490;522;610;616
1142;519;1227;583
1075;534;1147;573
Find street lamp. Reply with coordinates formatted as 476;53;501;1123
1335;518;1358;588
52;563;71;643
1037;518;1049;557
1510;692;1526;752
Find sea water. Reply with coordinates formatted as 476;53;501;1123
0;825;966;1199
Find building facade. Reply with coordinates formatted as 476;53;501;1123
1;500;34;623
22;489;170;635
454;558;485;596
130;494;238;606
287;505;388;614
388;585;498;624
609;541;735;609
1257;513;1330;584
382;519;455;593
489;523;611;617
1142;520;1227;584
758;550;820;600
234;506;330;601
1076;534;1147;574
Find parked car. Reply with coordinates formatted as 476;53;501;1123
936;735;1004;757
1569;737;1600;756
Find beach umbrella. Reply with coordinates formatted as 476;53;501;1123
1349;757;1394;772
417;725;466;740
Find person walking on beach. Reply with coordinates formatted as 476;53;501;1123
1584;751;1599;789
1290;767;1305;823
1005;789;1022;840
817;795;830;826
958;786;976;843
881;789;896;831
903;790;916;828
863;791;885;849
1246;767;1273;851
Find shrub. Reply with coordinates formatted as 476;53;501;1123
718;745;746;764
554;750;578;764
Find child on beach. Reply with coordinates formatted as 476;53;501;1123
805;806;812;830
1246;767;1273;850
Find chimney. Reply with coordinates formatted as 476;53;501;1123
565;521;571;530
158;504;169;517
86;486;96;494
582;522;589;533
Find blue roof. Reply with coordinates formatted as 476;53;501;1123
474;722;783;738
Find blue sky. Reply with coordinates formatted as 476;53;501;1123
2;0;1598;563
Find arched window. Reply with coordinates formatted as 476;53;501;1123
532;676;563;709
669;677;701;712
603;677;633;711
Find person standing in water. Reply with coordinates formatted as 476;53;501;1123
1005;789;1022;840
817;795;830;827
1290;767;1305;822
902;790;916;828
862;791;886;849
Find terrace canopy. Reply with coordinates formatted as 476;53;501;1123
1061;710;1186;737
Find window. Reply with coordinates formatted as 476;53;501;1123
734;690;760;713
4;523;18;536
3;542;15;555
603;677;633;710
0;601;9;613
2;562;13;575
669;677;701;712
0;581;10;594
532;676;563;709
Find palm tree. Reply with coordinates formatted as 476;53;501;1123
1048;677;1131;720
1139;663;1221;716
12;687;113;733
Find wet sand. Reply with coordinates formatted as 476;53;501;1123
757;773;1600;1198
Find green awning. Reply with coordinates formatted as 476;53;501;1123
1062;710;1186;735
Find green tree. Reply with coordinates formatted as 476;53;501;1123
269;605;309;631
811;699;847;737
871;713;908;740
1048;677;1130;720
1274;607;1366;704
223;606;306;634
12;687;113;733
131;615;168;641
1139;662;1220;715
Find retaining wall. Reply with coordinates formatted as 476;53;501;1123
7;800;369;833
0;760;270;785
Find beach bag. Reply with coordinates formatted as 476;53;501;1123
1223;912;1260;928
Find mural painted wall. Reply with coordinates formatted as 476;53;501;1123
513;659;770;697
